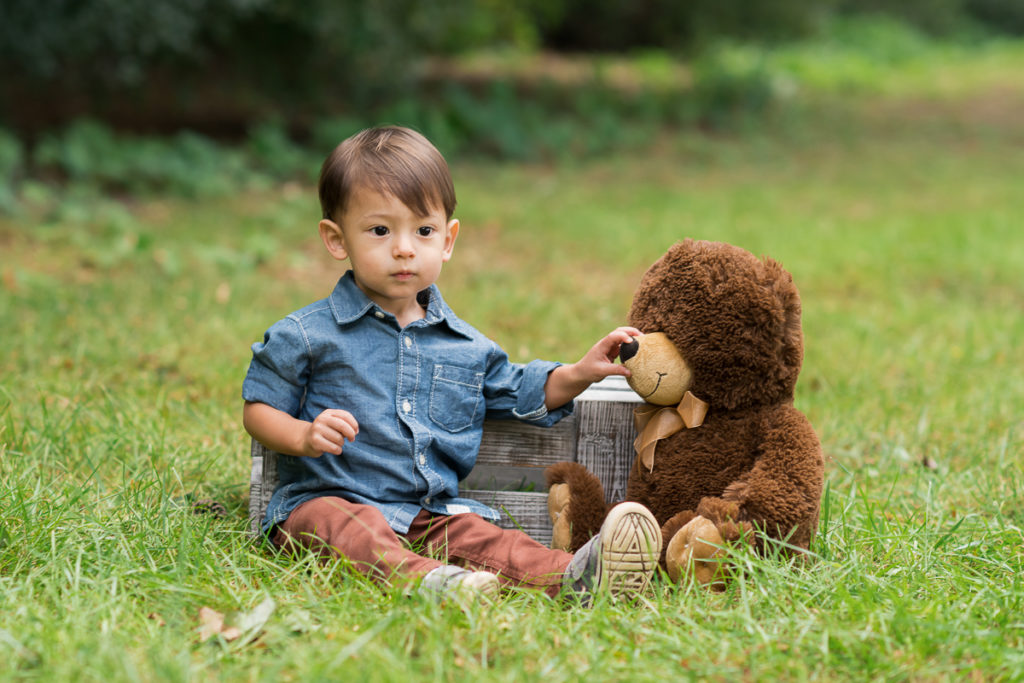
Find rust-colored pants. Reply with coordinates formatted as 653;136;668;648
273;496;574;595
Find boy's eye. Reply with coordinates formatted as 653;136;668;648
417;226;435;237
371;226;389;236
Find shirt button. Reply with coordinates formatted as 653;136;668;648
374;311;385;319
402;400;411;413
423;497;431;505
419;454;426;465
404;336;412;348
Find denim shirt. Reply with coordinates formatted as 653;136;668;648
243;271;573;536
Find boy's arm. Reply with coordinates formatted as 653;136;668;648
243;400;359;458
543;327;639;410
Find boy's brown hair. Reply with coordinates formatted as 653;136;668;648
318;126;456;222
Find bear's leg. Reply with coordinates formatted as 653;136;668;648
696;497;755;546
545;462;609;552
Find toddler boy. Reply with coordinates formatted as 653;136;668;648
242;126;660;603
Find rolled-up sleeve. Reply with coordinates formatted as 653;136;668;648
242;317;309;417
482;345;573;427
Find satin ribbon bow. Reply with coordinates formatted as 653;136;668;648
632;391;710;472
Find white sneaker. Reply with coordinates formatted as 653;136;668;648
563;502;661;601
420;565;500;603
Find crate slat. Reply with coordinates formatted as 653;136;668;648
575;399;639;504
460;464;548;492
457;490;554;547
476;416;577;467
248;439;278;537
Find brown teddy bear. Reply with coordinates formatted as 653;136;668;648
547;239;824;588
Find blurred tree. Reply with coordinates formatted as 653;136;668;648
0;0;547;134
0;0;258;84
536;0;833;52
965;0;1024;34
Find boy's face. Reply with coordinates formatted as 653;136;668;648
318;185;459;319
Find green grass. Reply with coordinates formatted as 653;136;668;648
3;47;1024;681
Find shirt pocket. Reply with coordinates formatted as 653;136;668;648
429;364;484;433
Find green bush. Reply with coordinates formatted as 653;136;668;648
247;121;314;181
690;47;784;128
838;0;969;36
0;128;24;213
32;120;252;196
761;16;962;93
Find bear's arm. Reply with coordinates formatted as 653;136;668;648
710;405;824;548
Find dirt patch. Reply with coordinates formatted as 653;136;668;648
860;86;1024;135
421;51;693;95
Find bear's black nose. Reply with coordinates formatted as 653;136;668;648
619;338;639;363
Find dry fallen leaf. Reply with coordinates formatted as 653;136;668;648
199;606;224;641
198;598;275;643
198;606;239;642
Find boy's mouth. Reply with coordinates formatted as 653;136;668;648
393;270;415;281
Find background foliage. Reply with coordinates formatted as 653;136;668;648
6;15;1023;205
2;0;1023;141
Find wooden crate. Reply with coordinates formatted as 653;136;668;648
247;375;642;546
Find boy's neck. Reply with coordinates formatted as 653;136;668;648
347;272;432;328
367;289;428;328
393;303;427;328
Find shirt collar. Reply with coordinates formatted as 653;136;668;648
328;270;474;339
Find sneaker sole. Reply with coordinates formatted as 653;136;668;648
596;502;662;598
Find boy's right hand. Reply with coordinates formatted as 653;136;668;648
304;409;359;457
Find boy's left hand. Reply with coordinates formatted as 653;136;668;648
574;326;641;383
544;327;641;410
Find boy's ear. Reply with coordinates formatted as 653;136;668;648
442;218;459;262
319;219;348;261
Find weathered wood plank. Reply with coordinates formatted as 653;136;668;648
476;416;577;468
457;490;554;547
248;439;278;537
460;464;548;492
575;399;639;505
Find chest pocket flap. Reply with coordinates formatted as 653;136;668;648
429;364;484;432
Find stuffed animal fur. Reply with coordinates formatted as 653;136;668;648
547;240;824;588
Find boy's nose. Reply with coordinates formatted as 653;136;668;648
394;235;415;257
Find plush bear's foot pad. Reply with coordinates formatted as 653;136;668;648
665;515;728;590
548;483;572;550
